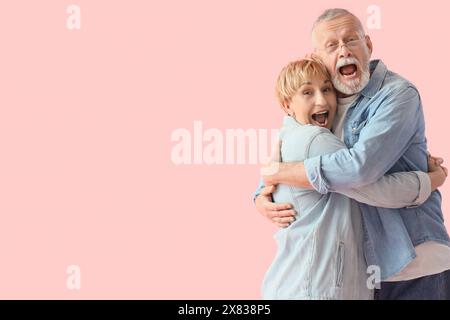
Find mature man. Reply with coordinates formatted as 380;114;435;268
254;8;450;299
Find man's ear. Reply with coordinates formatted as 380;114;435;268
365;35;373;56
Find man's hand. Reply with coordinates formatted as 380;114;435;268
255;185;296;228
428;154;448;190
260;161;283;186
261;161;312;189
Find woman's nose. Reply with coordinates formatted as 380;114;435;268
315;92;327;106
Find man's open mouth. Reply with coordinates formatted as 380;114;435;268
339;64;357;78
312;111;329;127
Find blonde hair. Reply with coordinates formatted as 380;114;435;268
275;56;331;108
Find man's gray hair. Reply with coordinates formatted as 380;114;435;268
312;8;365;38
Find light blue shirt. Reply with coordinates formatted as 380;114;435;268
261;116;430;299
304;60;450;279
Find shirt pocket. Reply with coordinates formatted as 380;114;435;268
349;119;368;145
335;241;345;288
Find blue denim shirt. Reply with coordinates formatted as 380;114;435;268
304;60;450;280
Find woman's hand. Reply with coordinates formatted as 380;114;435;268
428;154;448;190
255;185;296;228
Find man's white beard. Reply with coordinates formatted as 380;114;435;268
332;65;370;95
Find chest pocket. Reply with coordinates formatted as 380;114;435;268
348;119;368;146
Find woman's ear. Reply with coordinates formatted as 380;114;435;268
281;102;293;116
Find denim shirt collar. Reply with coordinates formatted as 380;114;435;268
280;115;300;139
360;59;388;99
282;115;299;128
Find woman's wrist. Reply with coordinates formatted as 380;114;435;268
429;170;445;191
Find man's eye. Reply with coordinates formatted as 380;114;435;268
326;43;337;48
323;87;332;93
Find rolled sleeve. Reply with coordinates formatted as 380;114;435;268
407;171;431;208
304;156;330;194
253;178;265;202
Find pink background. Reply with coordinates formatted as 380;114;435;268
0;0;449;299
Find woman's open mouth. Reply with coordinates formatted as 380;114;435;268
339;64;358;79
312;111;329;127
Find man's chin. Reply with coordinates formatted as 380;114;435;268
333;69;371;96
333;76;366;95
333;80;361;95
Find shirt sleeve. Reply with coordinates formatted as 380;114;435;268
304;86;423;193
253;178;265;202
338;171;430;208
307;130;430;208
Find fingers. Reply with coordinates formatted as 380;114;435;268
273;215;295;224
442;165;448;177
429;154;444;166
268;209;296;218
256;194;294;216
267;209;295;229
263;201;295;229
264;201;293;212
256;190;296;227
434;157;444;166
428;158;440;173
273;216;296;228
260;185;276;196
276;222;290;228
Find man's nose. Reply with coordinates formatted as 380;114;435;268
338;44;352;58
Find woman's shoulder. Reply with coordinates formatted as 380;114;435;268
278;116;346;159
279;116;331;142
278;117;332;161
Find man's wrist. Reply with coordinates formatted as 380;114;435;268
276;162;311;188
262;161;311;188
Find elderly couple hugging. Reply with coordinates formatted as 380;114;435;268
254;8;450;300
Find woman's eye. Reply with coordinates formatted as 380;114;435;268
323;87;332;93
303;91;312;95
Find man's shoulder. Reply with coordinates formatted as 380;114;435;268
382;67;418;95
363;61;423;114
363;60;419;101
